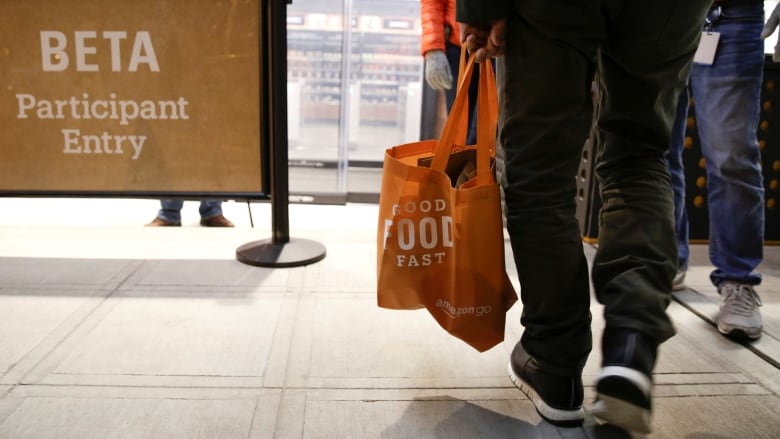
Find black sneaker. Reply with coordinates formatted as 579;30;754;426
507;342;585;426
591;328;657;434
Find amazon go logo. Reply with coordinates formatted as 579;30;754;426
382;198;453;267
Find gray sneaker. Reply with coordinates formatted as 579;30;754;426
717;282;763;340
672;270;687;291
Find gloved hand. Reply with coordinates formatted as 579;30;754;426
762;2;780;62
424;50;453;90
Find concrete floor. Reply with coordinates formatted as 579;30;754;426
0;198;778;438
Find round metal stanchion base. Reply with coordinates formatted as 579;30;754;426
236;238;326;268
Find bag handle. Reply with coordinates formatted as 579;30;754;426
476;55;498;185
430;51;498;186
453;46;469;143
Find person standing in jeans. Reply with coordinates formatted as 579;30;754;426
457;0;710;434
146;200;234;227
667;0;765;341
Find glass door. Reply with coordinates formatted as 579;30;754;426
286;0;423;203
346;0;423;201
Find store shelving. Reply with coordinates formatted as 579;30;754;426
287;13;422;125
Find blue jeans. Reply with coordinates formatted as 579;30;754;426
667;2;765;287
157;200;223;223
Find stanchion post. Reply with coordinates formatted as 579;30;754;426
236;0;326;267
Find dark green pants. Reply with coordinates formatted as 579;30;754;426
499;0;711;372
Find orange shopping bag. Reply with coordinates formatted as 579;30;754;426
376;53;517;352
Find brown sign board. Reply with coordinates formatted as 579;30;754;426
0;0;265;196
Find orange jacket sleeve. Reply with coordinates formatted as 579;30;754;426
420;0;461;56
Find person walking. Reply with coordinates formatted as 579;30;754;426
457;0;711;433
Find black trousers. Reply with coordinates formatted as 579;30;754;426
498;0;712;372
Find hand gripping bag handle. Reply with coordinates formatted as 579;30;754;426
430;52;498;186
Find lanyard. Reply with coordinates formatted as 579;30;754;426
704;5;722;32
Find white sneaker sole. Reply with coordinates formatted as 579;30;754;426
591;394;652;434
592;366;652;434
506;362;584;425
717;321;762;340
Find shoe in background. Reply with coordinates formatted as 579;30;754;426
717;282;763;341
